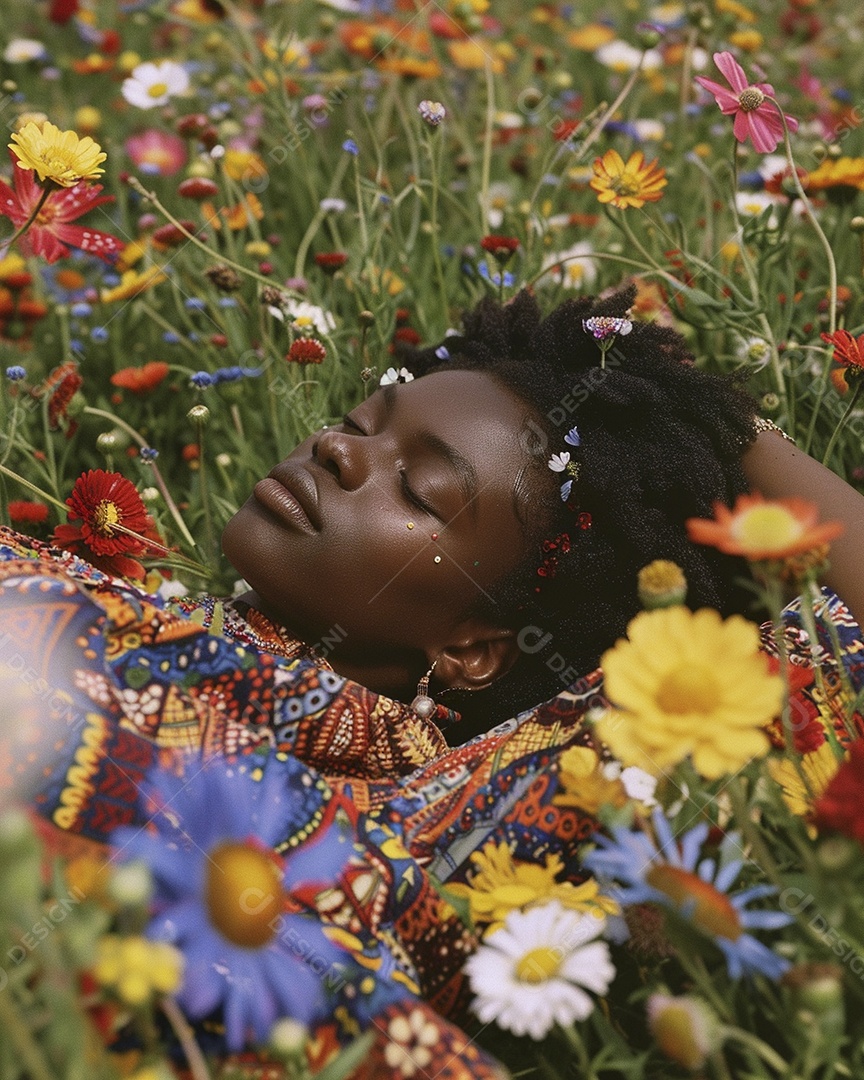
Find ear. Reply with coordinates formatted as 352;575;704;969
430;620;521;692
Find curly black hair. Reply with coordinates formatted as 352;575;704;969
400;285;761;741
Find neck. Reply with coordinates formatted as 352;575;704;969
236;589;419;701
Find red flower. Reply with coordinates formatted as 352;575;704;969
152;221;198;248
480;234;520;262
820;329;864;375
178;177;219;200
286;338;326;364
314;252;348;274
814;740;864;846
695;52;798;154
393;326;421;346
0;153;124;264
8;500;49;525
52;469;154;581
110;361;171;394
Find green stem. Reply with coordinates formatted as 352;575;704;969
820;378;863;468
479;58;495;232
2;185;50;250
0;461;68;513
0;989;57;1080
573;59;644;165
161;997;212;1080
720;1025;791;1074
195;417;216;563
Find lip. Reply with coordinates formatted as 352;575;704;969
253;464;321;533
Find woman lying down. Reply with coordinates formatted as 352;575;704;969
2;286;863;1076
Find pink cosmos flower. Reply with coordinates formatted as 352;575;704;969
695;52;798;154
0;152;124;263
125;129;187;177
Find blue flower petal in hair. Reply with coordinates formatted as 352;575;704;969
560;479;573;502
564;425;581;447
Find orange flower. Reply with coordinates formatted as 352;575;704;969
590;149;667;210
110;361;170;394
686;493;844;562
821;329;864;374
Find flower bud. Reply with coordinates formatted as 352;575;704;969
97;431;118;453
850;216;864;234
215;453;232;468
637;560;687;609
647;993;722;1071
187;404;210;424
269;1017;309;1057
358;310;375;327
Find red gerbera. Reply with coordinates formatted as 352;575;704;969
820;329;864;376
286;338;326;364
480;234;520;262
8;500;49;525
52;469;154;580
42;362;84;435
0;152;124;264
813;739;864;846
110;361;171;394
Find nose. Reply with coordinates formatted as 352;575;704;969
313;428;368;491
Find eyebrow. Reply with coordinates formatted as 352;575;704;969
382;383;479;517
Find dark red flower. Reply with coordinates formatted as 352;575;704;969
480;234;520;262
393;326;421;346
286;338;326;364
314;252;348;274
152;221;198;248
52;469;153;580
178;177;219;200
814;739;864;846
110;361;170;394
8;500;49;525
0;152;123;264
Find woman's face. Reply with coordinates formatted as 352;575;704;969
222;370;549;657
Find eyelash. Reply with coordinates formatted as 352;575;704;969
341;414;435;516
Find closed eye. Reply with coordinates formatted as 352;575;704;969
400;470;438;517
341;412;366;434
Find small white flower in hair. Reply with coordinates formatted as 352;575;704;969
379;366;414;386
548;452;571;472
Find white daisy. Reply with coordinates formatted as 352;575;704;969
596;41;662;73
466;901;615;1040
540;241;598;290
122;60;190;110
734;191;780;228
3;39;47;63
283;299;336;336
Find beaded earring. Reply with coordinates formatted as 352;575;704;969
410;658;439;720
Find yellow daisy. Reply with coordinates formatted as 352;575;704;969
768;741;841;818
590;149;667;210
596;606;783;780
101;266;168;304
446;840;618;933
553;744;628;815
10;120;106;188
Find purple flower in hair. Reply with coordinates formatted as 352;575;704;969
583;316;632;341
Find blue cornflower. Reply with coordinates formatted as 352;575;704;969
91;326;109;342
190;371;214;388
163;331;181;344
212;366;263;384
5;366;26;381
217;297;238;308
342;138;360;156
140;447;159;462
583;808;792;981
184;297;207;311
478;261;515;288
435;345;450;361
70;302;93;318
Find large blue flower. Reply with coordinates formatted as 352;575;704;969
583;808;792;981
112;757;383;1050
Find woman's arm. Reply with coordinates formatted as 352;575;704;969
741;431;864;626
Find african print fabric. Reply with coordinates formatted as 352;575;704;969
1;525;863;1078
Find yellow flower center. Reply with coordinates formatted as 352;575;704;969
656;664;718;714
147;82;169;98
612;172;641;197
733;504;801;554
515;945;561;983
646;865;742;940
92;499;121;536
737;87;765;112
206;841;284;948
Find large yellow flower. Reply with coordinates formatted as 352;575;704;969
447;840;618;933
805;157;864;194
101;266;168;304
596;606;783;780
553;744;628;815
10;120;106;188
590;149;667;210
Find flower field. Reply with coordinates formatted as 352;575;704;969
2;0;864;1077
